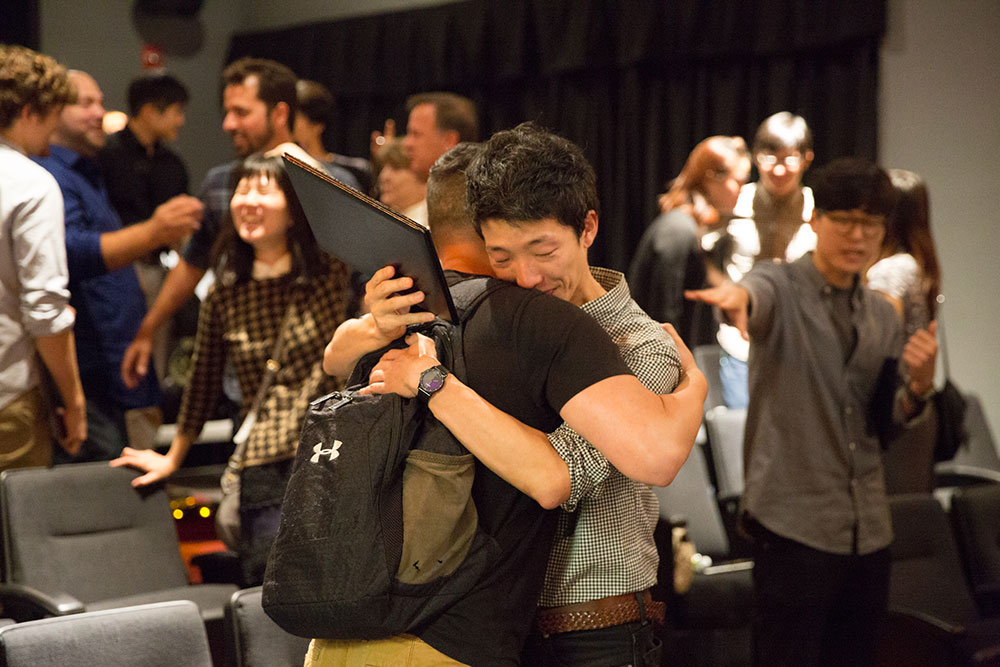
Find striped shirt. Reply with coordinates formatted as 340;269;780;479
540;267;682;606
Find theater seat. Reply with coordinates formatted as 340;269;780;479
225;586;311;667
951;484;1000;618
0;463;237;659
652;444;753;667
876;494;1000;667
0;600;212;667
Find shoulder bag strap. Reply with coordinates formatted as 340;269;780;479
229;291;299;465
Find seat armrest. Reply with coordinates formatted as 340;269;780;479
0;583;85;621
876;606;966;667
888;605;965;637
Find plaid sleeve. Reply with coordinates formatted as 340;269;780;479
177;287;227;439
549;423;612;511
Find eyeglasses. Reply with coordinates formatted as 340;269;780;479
755;152;804;170
822;211;886;238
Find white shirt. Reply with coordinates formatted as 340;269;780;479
0;137;75;410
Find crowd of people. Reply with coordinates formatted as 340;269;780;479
1;43;944;667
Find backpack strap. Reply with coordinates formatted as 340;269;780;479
439;276;508;383
448;276;508;323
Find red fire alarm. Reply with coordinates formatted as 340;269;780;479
141;44;165;70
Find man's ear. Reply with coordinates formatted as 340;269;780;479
442;129;460;149
580;210;599;249
802;150;815;170
271;101;291;131
809;209;820;233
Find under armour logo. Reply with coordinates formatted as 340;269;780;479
310;440;341;463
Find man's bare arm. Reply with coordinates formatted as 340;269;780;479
363;334;571;508
121;258;205;388
323;265;435;378
364;329;708;503
100;195;202;272
35;329;87;454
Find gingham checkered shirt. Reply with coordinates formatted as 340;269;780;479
539;267;682;606
178;256;350;466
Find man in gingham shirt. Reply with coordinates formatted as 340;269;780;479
371;125;707;666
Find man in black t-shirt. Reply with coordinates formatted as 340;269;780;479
98;73;192;384
315;143;704;665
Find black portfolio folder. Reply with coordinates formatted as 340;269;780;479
283;154;458;322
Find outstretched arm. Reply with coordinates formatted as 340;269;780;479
121;258;206;388
323;265;435;378
364;327;708;504
111;433;194;487
685;283;750;337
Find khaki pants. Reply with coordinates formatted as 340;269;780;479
0;387;52;471
304;636;468;667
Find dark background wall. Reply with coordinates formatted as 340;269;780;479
22;0;1000;434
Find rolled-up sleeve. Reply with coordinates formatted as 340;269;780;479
14;179;74;337
550;425;612;511
62;187;108;281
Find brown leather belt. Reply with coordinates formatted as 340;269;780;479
533;590;666;636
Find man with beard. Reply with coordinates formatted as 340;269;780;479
121;57;309;389
35;70;202;460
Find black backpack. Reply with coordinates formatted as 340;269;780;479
261;276;504;639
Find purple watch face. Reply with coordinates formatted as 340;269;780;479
424;375;446;392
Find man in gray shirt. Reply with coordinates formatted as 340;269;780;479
688;158;938;667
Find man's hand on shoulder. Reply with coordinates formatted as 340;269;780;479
362;332;440;398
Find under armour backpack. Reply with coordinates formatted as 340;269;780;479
261;276;504;639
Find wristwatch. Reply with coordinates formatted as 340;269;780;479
417;365;450;401
906;382;935;408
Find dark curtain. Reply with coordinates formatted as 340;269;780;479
227;0;885;272
1;0;40;48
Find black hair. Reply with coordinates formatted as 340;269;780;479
809;157;896;218
753;111;813;155
295;79;333;126
126;73;189;116
211;154;325;285
466;122;598;238
222;58;298;131
426;142;482;249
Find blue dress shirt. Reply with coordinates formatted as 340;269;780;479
35;145;160;409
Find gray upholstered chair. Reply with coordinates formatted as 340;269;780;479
950;484;1000;618
692;344;726;413
0;600;212;667
876;494;1000;667
225;586;311;667
652;444;754;667
0;463;237;658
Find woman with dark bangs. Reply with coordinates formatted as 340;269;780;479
868;169;942;494
113;154;353;584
